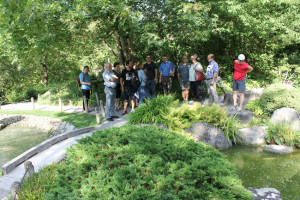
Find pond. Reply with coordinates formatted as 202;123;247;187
0;126;48;167
222;145;300;200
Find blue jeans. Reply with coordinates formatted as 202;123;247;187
146;80;157;97
138;86;152;106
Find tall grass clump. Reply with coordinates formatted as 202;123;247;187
128;95;178;125
266;123;300;148
20;126;253;200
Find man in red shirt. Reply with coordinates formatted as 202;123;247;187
233;54;253;111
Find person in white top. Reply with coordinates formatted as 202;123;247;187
189;54;204;102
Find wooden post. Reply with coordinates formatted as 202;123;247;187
31;97;35;110
59;98;63;112
95;108;101;124
0;103;1;110
69;99;73;106
37;94;40;102
49;94;51;102
100;100;106;118
95;92;100;107
83;96;88;114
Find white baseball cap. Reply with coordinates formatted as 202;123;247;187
238;54;245;61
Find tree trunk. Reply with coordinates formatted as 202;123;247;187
119;34;130;60
41;63;48;86
113;31;125;66
128;35;134;60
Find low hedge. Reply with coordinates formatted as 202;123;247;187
20;126;253;200
259;83;300;115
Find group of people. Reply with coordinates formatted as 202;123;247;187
79;54;253;121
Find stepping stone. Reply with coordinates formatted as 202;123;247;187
262;144;294;154
227;107;255;122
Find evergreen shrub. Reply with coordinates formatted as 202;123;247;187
22;126;252;200
259;83;300;115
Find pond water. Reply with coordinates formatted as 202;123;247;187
222;145;300;200
0;126;48;167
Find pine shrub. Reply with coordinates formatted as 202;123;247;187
25;126;253;200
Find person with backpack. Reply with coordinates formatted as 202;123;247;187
78;66;92;112
137;62;152;106
120;60;137;115
103;63;119;121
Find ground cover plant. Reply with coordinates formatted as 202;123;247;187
20;126;253;200
266;123;300;148
0;110;98;128
128;95;240;142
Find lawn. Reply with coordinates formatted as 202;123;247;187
0;110;98;128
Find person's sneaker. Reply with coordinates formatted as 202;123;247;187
111;116;119;118
107;118;114;121
121;111;127;115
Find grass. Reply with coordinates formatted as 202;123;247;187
0;110;98;128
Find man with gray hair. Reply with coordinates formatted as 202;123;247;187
103;63;119;121
206;54;219;104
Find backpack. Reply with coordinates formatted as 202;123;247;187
77;72;85;87
130;71;141;91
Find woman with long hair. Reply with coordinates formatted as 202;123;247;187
189;54;204;102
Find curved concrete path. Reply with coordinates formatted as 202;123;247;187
0;110;129;199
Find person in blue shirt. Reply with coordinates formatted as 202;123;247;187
206;54;219;104
138;62;152;107
159;55;175;95
79;66;92;112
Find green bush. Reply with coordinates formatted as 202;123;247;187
128;96;240;142
245;99;264;116
266;123;300;148
259;83;300;115
20;126;253;200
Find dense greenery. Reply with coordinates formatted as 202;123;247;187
20;126;253;200
0;110;99;128
128;95;240;142
266;123;300;148
0;0;299;102
259;83;300;115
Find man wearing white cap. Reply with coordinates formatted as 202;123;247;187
233;54;253;111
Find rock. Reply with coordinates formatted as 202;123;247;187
224;88;264;106
227;107;255;122
236;126;267;145
270;107;300;131
10;181;22;200
247;188;282;200
262;144;294;154
50;122;76;136
0;123;5;130
190;122;232;149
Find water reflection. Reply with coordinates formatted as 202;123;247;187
222;145;300;200
0;126;47;167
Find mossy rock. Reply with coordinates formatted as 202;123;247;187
259;83;300;115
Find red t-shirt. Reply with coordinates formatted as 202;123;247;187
233;60;249;81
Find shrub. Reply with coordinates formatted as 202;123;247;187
245;99;264;116
129;96;240;142
128;95;178;125
21;126;253;199
259;83;300;115
266;123;300;148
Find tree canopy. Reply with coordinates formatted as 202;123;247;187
0;0;299;92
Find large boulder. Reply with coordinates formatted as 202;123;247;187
189;122;232;149
236;126;267;145
227;107;255;122
270;107;300;131
247;188;282;200
262;144;294;154
224;88;264;106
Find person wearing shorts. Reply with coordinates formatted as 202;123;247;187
120;60;136;115
112;62;122;111
233;54;253;111
177;56;191;102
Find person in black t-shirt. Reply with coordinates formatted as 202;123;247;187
144;55;157;97
120;60;136;115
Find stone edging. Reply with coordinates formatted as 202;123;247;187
1;126;95;175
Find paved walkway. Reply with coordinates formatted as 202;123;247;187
0;103;132;199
